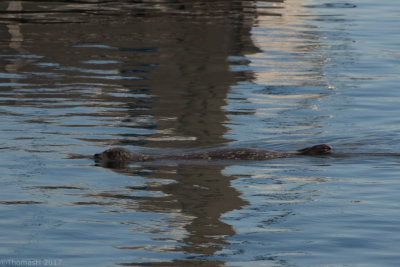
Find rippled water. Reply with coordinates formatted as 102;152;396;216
0;0;399;266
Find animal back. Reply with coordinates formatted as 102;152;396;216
179;148;292;160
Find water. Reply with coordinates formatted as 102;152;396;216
0;0;399;266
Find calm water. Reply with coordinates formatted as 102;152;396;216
0;0;399;266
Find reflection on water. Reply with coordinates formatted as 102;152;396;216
1;0;261;149
75;163;248;258
1;0;400;266
1;1;260;266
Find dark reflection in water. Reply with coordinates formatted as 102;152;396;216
1;0;262;148
81;163;249;259
0;0;268;265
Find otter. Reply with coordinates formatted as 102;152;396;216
94;144;331;163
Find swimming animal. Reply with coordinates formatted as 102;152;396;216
94;144;331;163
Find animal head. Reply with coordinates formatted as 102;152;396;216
297;144;332;155
94;147;136;161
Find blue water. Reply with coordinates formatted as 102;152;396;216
0;0;399;266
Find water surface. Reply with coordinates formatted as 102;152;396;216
0;0;400;266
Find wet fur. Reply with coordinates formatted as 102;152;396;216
94;144;331;163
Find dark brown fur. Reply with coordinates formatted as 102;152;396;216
94;144;331;162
